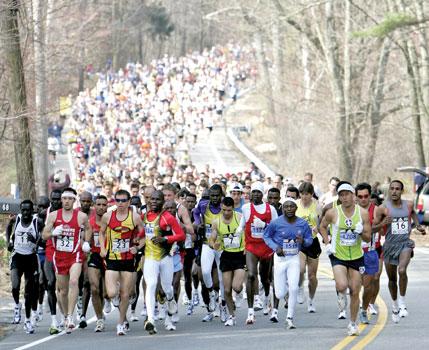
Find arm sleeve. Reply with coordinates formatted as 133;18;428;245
263;222;278;252
163;213;186;244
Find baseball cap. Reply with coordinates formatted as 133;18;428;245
230;183;243;193
251;181;264;193
337;183;355;193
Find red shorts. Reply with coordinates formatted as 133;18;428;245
246;242;273;260
53;251;84;275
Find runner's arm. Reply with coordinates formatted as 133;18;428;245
372;205;389;235
301;222;313;247
319;208;333;245
42;212;56;240
98;212;110;257
409;201;425;234
133;212;146;249
209;219;220;250
179;205;195;237
163;213;186;244
263;221;279;252
360;208;371;243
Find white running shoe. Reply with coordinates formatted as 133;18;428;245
192;290;200;306
37;305;43;322
202;313;214;322
360;309;369;324
213;304;220;318
94;319;105;332
234;291;243;308
24;320;34;334
220;304;228;322
140;304;147;317
103;299;112;314
116;323;126;336
254;296;263;311
263;296;270;315
347;322;359;336
182;294;190;305
208;290;217;312
112;295;120;308
144;320;157;334
12;303;22;324
399;306;408;318
77;296;83;317
224;315;236;326
167;298;178;316
186;302;194;315
123;321;130;333
158;303;167;320
286;318;296;329
392;309;400;323
297;287;305;304
246;310;255;325
130;311;139;322
368;303;378;315
164;316;176;331
270;309;279;323
65;316;75;334
31;311;38;327
338;310;347;320
308;301;316;313
171;312;180;323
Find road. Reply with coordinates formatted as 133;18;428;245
1;247;429;350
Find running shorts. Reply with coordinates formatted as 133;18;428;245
10;253;39;275
363;250;379;276
105;259;135;272
53;252;83;275
245;242;273;261
329;254;365;274
88;252;105;270
220;251;246;272
300;237;322;259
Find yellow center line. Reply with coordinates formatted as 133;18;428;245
318;265;388;350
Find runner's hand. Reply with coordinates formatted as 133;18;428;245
52;225;63;236
355;222;363;235
213;241;221;250
129;246;137;255
253;217;266;229
152;236;167;245
82;241;91;253
382;215;392;226
276;247;284;256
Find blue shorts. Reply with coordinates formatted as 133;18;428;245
364;250;379;275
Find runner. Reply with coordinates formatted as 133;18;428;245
87;195;108;332
373;180;426;323
319;177;340;207
99;189;146;335
209;197;245;326
296;182;322;312
354;183;382;324
193;184;225;320
238;181;278;324
42;187;91;334
267;187;282;216
319;182;371;336
77;191;93;328
264;198;313;329
143;190;185;334
230;183;245;213
7;200;41;334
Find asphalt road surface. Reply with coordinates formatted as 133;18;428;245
2;247;429;350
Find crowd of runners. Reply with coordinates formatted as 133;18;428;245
5;44;427;339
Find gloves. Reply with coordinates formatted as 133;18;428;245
325;243;334;256
253;217;266;229
82;241;91;253
52;225;63;237
354;222;363;235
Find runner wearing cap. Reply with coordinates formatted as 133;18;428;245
264;197;313;329
237;181;278;324
230;183;245;213
319;182;371;336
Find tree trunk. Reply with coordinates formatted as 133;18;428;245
33;0;49;196
1;0;36;201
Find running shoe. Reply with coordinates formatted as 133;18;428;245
392;309;400;323
140;304;148;317
246;311;255;325
359;309;369;324
182;294;190;306
368;303;378;315
208;290;217;312
12;303;22;324
338;310;347;320
158;303;167;320
270;309;279;323
123;321;130;333
103;299;112;314
347;322;359;336
234;291;243;308
37;305;43;322
224;315;236;326
202;313;214;322
192;290;200;306
130;311;139;322
144;320;157;334
253;296;263;311
186;302;194;315
220;304;228;323
94;319;105;332
49;324;61;335
263;296;270;315
65;316;75;334
24;320;34;334
112;295;120;308
308;301;316;313
164;316;176;331
167;298;178;316
77;296;83;317
31;311;39;327
172;312;180;323
79;315;87;328
297;287;305;304
399;306;408;318
286;317;296;329
116;323;126;336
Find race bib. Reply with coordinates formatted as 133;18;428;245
112;238;130;253
251;224;264;239
145;224;155;239
185;233;193;249
283;239;298;256
93;232;100;247
205;224;212;239
57;235;74;252
391;217;409;235
339;230;357;246
223;233;241;250
14;231;33;250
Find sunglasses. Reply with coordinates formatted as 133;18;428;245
115;198;129;203
357;194;369;199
